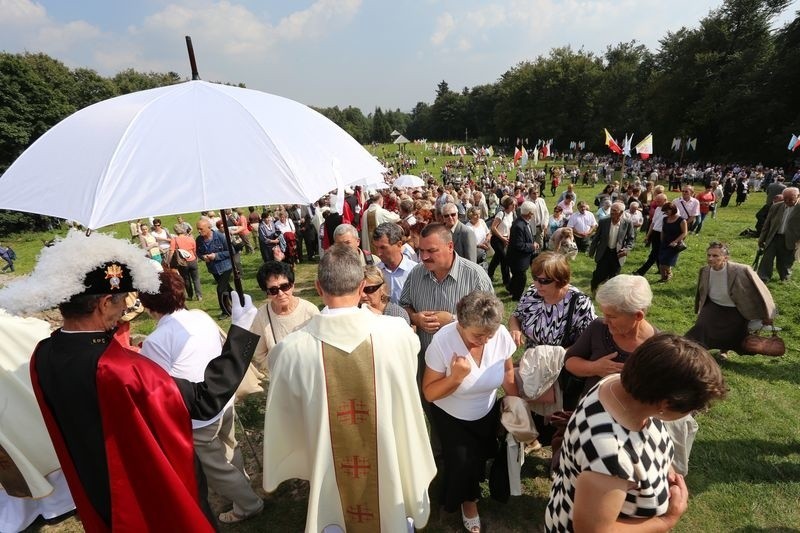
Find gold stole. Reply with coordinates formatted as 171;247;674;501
0;442;32;498
322;338;381;532
367;209;378;252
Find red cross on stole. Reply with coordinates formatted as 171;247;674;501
322;337;381;532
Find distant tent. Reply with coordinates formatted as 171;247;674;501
390;130;402;137
394;134;410;152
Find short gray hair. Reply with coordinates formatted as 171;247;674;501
456;291;504;330
318;244;364;296
333;223;359;240
595;274;652;314
610;201;626;213
520;201;536;215
373;222;404;245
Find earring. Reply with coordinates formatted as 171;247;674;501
658;410;664;415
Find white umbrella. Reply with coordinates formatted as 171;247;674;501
393;135;410;145
0;80;386;230
393;174;425;188
390;129;401;137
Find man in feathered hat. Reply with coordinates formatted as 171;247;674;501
0;231;259;532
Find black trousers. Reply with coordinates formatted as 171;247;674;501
488;236;510;285
635;231;661;275
430;402;499;513
591;249;621;292
509;268;528;300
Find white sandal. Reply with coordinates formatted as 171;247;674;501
461;504;481;533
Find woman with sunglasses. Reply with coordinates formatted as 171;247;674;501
249;261;319;373
509;252;596;441
361;265;410;325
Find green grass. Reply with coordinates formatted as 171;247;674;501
7;145;800;532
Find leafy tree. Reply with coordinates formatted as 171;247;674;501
371;107;391;143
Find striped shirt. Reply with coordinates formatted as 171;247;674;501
399;253;494;354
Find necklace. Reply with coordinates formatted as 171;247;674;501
609;380;629;411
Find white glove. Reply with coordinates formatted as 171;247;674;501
230;291;257;330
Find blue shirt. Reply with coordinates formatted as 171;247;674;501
196;230;232;275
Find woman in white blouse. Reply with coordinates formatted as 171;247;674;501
422;291;518;533
466;206;491;264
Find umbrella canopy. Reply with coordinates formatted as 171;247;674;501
393;174;425;188
393;135;410;145
0;80;386;229
390;129;401;137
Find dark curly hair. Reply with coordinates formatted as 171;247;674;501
138;270;186;314
256;261;295;293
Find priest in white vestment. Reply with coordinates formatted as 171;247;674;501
263;245;436;533
0;310;75;532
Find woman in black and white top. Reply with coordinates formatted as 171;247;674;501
545;334;726;532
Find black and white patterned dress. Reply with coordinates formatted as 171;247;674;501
545;376;675;532
512;285;596;348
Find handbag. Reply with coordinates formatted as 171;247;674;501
741;327;785;357
674;240;688;252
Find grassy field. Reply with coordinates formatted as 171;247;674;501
5;147;799;532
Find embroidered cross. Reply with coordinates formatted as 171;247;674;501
346;504;375;523
340;455;370;479
336;399;370;425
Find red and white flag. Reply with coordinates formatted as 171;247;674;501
604;128;622;155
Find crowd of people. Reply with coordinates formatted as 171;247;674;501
0;156;797;533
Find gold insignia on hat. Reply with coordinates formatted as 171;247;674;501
105;264;124;290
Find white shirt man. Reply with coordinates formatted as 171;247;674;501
567;202;598;252
673;187;700;227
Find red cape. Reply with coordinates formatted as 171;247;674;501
31;330;214;533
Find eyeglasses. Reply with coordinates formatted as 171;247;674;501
154;223;161;226
443;213;458;218
266;282;293;295
534;277;555;285
363;282;384;294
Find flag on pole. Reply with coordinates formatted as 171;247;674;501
671;137;681;151
687;138;697;151
514;147;522;163
604;128;623;154
533;147;539;165
541;141;550;159
788;134;799;151
520;146;529;167
622;134;633;157
579;141;585;150
487;146;494;157
569;141;576;150
635;133;653;160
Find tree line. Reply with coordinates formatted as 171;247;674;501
1;0;798;180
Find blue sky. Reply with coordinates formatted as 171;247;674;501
1;0;797;112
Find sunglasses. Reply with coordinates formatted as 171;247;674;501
363;282;384;294
266;282;293;295
534;276;555;285
443;213;458;218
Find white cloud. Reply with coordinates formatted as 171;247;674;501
0;0;47;26
275;0;361;41
430;12;455;45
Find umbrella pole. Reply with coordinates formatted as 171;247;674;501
185;36;200;80
220;212;246;306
